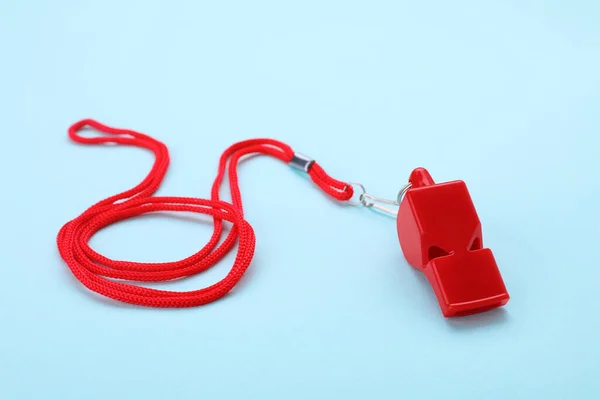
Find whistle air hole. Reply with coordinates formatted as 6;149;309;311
470;237;482;251
428;246;449;261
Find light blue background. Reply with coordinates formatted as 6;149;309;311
1;1;599;399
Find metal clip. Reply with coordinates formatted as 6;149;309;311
346;182;412;217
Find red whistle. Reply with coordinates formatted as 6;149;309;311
397;168;509;317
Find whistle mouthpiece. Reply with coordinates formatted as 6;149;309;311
397;168;509;317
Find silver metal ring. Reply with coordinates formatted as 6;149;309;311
346;182;366;206
396;182;413;204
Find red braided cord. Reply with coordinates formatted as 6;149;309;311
57;119;354;307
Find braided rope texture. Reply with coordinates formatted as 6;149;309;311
57;119;354;307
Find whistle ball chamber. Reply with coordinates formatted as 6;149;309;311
397;168;510;318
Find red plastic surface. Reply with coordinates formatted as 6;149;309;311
397;168;509;317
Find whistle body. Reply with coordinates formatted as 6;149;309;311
397;168;509;317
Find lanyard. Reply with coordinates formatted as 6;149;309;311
58;119;353;308
58;119;509;316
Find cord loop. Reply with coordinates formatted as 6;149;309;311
58;119;353;307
